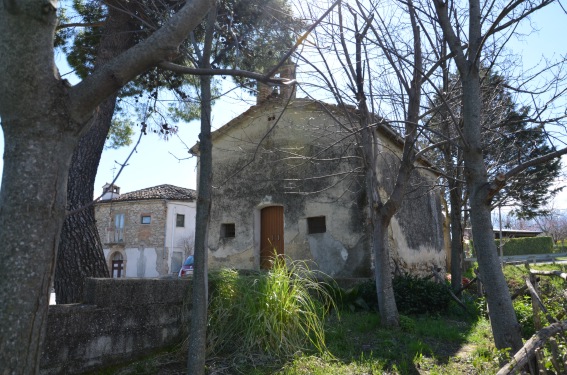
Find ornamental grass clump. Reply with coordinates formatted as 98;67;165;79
207;255;335;359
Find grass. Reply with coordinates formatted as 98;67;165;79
205;255;335;359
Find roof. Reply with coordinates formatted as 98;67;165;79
100;184;196;202
492;229;543;238
465;228;543;238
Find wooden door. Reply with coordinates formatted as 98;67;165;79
260;206;284;269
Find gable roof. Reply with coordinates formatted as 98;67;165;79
190;98;397;154
190;98;435;169
101;184;196;202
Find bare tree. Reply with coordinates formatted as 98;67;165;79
432;0;567;352
533;209;567;245
295;0;450;327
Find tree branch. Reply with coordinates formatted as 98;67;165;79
497;321;567;375
487;147;567;201
158;62;293;85
68;0;212;123
265;0;340;78
57;21;104;29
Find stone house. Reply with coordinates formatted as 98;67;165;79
94;184;197;278
190;85;446;278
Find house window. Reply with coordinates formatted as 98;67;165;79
307;216;326;234
176;214;185;227
221;223;235;238
141;215;151;224
114;213;124;242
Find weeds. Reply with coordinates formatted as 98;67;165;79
206;255;335;361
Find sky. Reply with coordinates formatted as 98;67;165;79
0;1;566;212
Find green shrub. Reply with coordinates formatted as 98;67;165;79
393;274;451;315
471;236;554;256
513;295;535;339
325;279;378;312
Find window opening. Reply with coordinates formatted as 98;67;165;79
114;213;124;242
221;223;236;238
141;215;151;224
307;216;326;234
176;214;185;227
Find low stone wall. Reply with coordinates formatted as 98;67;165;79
40;278;192;375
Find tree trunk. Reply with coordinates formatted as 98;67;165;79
0;6;81;372
449;178;464;293
187;5;216;374
186;79;212;375
0;1;210;372
0;118;80;374
54;99;114;303
433;0;524;352
55;1;136;304
461;71;523;352
373;218;400;326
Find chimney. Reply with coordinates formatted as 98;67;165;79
101;183;120;200
257;63;296;105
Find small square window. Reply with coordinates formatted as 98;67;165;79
221;223;235;238
307;216;326;234
176;214;185;227
141;215;151;224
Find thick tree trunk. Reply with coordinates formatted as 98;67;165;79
55;2;136;304
0;5;81;372
0;119;80;374
461;72;523;352
54;99;115;303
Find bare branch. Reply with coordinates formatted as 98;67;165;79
158;62;293;85
487;147;567;201
57;21;104;29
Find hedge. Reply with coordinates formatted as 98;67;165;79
471;236;554;256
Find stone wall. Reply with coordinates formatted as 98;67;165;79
95;200;168;249
40;278;192;375
95;200;169;277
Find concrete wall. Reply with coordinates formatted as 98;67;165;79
206;99;445;277
207;100;370;277
40;278;191;375
166;201;197;275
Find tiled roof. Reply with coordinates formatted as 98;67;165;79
108;184;196;202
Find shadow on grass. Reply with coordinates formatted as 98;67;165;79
319;307;483;375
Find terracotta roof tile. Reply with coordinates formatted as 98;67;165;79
109;184;196;202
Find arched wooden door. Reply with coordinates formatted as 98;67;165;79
260;206;284;269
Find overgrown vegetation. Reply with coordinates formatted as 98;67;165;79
205;256;335;360
108;263;567;374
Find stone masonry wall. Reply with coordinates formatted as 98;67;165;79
95;200;168;248
40;278;192;375
95;200;170;276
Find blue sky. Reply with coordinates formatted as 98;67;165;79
0;2;566;211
